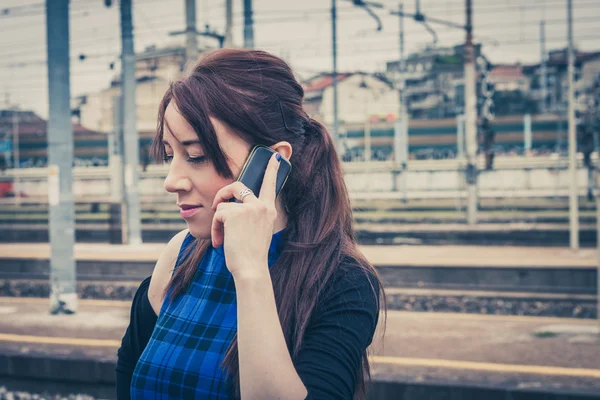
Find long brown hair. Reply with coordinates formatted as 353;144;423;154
152;48;386;399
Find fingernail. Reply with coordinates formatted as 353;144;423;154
276;153;281;162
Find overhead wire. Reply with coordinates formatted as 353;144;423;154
1;0;598;86
2;6;598;60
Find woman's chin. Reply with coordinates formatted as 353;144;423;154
186;223;211;241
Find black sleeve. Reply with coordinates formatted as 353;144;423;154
294;265;381;400
115;276;158;400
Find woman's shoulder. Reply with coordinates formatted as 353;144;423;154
147;229;192;315
131;275;156;320
319;255;381;312
334;255;380;290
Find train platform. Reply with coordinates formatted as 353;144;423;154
1;242;597;296
0;241;597;267
2;221;600;247
0;297;599;399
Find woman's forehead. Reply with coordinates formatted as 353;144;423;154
163;102;199;143
162;101;248;156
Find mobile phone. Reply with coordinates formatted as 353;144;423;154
229;145;292;203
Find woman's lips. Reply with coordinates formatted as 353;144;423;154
180;206;203;218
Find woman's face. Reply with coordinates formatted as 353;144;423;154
162;101;252;239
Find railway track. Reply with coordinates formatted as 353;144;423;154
1;277;596;319
1;264;597;319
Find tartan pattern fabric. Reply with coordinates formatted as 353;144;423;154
130;229;286;399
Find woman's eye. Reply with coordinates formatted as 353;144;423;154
163;155;206;164
188;156;206;164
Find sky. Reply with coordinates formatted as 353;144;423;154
1;0;600;119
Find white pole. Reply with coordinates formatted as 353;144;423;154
120;0;142;245
185;0;198;66
540;20;547;114
464;0;478;225
595;166;600;335
46;0;77;314
524;114;532;156
398;2;408;202
110;96;124;204
597;200;600;336
365;89;371;162
12;106;20;205
457;114;465;160
331;0;340;155
224;0;233;47
567;0;579;249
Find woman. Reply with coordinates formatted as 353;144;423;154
116;48;386;400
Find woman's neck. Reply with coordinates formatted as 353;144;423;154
273;197;288;233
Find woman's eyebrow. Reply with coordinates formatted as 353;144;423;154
180;140;201;146
162;139;201;146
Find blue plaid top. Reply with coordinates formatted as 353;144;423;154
130;228;286;399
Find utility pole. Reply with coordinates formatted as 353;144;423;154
567;0;579;249
224;0;233;47
185;0;199;67
364;86;371;162
332;0;341;155
173;2;226;56
11;105;20;205
540;20;547;114
596;167;600;335
524;113;532;156
243;0;254;49
456;114;465;159
109;95;125;244
464;0;478;225
393;2;408;201
46;0;77;314
120;0;142;245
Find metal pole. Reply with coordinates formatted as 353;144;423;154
224;0;233;47
110;96;124;204
393;2;406;165
540;20;547;114
567;0;579;249
597;188;600;332
185;0;198;67
364;90;371;162
46;0;77;314
524;113;532;155
457;114;465;159
243;0;254;49
393;2;409;201
109;95;125;244
595;165;600;333
120;0;142;245
332;0;340;155
464;0;478;225
12;105;20;205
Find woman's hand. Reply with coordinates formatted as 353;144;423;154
210;152;281;280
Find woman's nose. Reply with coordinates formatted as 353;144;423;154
164;167;192;193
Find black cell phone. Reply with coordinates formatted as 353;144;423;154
229;145;292;203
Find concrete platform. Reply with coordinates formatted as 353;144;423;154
1;243;597;294
1;242;596;267
0;297;599;399
2;222;600;247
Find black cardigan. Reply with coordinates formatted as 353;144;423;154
116;262;380;399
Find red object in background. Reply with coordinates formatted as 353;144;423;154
0;182;13;198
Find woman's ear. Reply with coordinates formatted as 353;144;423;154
271;142;292;160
